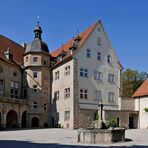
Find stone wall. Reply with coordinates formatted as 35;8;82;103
121;98;135;111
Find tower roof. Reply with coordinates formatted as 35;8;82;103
25;22;49;53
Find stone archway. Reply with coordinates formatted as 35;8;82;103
31;117;39;128
6;110;18;128
21;111;27;128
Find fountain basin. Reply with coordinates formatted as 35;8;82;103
78;128;125;143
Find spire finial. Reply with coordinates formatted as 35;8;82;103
76;29;79;35
37;16;40;25
34;16;42;40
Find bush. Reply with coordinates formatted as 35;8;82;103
107;117;117;128
144;107;148;112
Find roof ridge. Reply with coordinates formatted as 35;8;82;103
0;34;24;50
51;21;98;57
133;79;148;97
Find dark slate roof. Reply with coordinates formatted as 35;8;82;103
25;38;49;53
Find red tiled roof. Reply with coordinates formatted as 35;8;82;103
51;21;98;57
133;79;148;97
0;35;24;64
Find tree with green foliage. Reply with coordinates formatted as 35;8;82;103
122;68;148;97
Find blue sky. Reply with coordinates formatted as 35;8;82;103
0;0;148;71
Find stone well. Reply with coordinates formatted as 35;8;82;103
78;128;125;143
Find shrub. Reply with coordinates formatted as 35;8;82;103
144;107;148;112
107;117;117;128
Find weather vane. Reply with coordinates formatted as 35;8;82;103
37;16;40;24
76;29;79;35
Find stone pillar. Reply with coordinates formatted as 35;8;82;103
18;105;21;128
2;111;7;128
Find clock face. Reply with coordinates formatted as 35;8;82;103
0;66;3;73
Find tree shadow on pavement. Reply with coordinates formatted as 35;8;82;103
0;140;148;148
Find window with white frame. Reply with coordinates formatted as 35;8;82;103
107;55;112;64
44;104;47;110
33;85;38;93
55;91;59;100
97;52;101;61
80;68;88;77
33;57;38;63
94;71;102;80
55;71;59;80
0;80;4;96
97;37;102;46
65;66;70;75
33;102;37;108
108;74;115;82
108;92;115;102
94;90;102;101
10;81;19;98
86;49;91;58
80;89;88;99
64;111;70;121
33;71;38;78
64;88;70;98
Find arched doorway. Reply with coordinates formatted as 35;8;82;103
31;117;39;128
21;111;27;128
6;110;18;128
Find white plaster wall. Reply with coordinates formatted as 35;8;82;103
139;97;148;129
52;60;74;128
135;98;139;111
74;22;121;111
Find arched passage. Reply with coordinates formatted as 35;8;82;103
31;117;39;128
21;111;27;128
6;110;18;128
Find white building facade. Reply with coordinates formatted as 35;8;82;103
51;21;122;129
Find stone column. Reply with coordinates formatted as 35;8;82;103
18;105;21;128
2;108;7;128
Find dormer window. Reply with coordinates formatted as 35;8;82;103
86;49;91;58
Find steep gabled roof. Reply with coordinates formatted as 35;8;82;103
51;21;98;58
0;35;25;65
133;79;148;97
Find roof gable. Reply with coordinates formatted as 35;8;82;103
51;22;98;58
133;79;148;97
0;35;24;64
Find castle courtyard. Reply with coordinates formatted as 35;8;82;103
0;128;147;148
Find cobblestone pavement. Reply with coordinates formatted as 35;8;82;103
0;128;148;148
